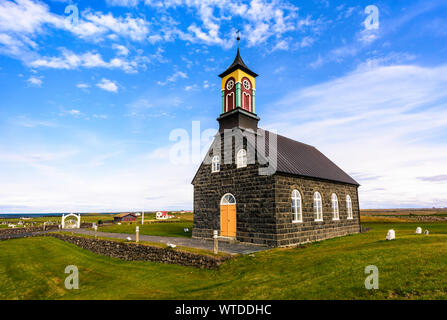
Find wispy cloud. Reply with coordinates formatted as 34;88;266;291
157;71;188;86
29;48;143;73
10;115;56;128
266;62;447;208
76;83;90;89
417;175;447;182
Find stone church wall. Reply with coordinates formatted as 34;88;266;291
192;131;278;246
192;133;361;247
274;174;361;247
192;161;277;246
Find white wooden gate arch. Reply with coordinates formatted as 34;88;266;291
62;213;81;229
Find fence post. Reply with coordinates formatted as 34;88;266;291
136;226;139;243
213;230;218;254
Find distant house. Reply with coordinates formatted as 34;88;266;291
114;213;137;223
156;211;174;220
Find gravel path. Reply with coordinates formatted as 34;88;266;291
69;228;269;255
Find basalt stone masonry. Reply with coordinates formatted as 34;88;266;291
0;225;59;239
274;174;360;247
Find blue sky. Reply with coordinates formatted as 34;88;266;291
1;0;447;213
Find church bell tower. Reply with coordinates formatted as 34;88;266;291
217;37;260;132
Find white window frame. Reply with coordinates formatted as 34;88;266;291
346;195;353;220
211;155;220;173
220;193;236;205
236;149;247;168
291;189;302;223
226;92;234;112
242;92;251;111
314;192;323;221
332;193;339;221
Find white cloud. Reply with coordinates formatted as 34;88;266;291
143;0;313;50
59;109;83;118
185;84;198;91
29;49;140;73
106;0;140;7
265;63;447;208
92;114;108;120
76;83;90;89
75;10;149;41
0;0;149;41
112;44;129;56
67;109;81;116
0;0;152;70
0;0;62;35
27;76;42;86
96;78;118;92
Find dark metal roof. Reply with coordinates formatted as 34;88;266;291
267;131;359;186
218;48;258;78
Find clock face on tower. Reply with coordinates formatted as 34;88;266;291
243;79;251;90
226;79;234;90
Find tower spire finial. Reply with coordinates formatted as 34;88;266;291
236;29;240;48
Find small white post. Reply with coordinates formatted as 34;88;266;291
93;225;98;239
142;209;145;225
62;214;65;229
213;230;218;254
136;226;140;243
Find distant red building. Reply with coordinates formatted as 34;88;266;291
156;211;174;219
114;213;137;223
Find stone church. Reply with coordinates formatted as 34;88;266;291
192;48;361;247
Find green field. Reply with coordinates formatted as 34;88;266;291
1;222;447;300
97;221;193;238
0;212;193;229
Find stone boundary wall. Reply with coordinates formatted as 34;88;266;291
0;225;59;238
80;223;93;228
47;233;231;269
0;223;93;239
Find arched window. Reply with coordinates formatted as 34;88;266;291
225;77;236;112
314;192;323;221
212;155;220;173
346;195;353;219
291;190;302;223
226;92;234;112
332;193;339;220
241;77;252;112
220;193;236;205
237;149;247;168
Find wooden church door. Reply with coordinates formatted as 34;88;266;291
220;194;236;237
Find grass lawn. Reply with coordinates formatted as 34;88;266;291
97;221;193;238
1;221;447;299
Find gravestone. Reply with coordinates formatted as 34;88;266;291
386;229;395;240
415;227;422;234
